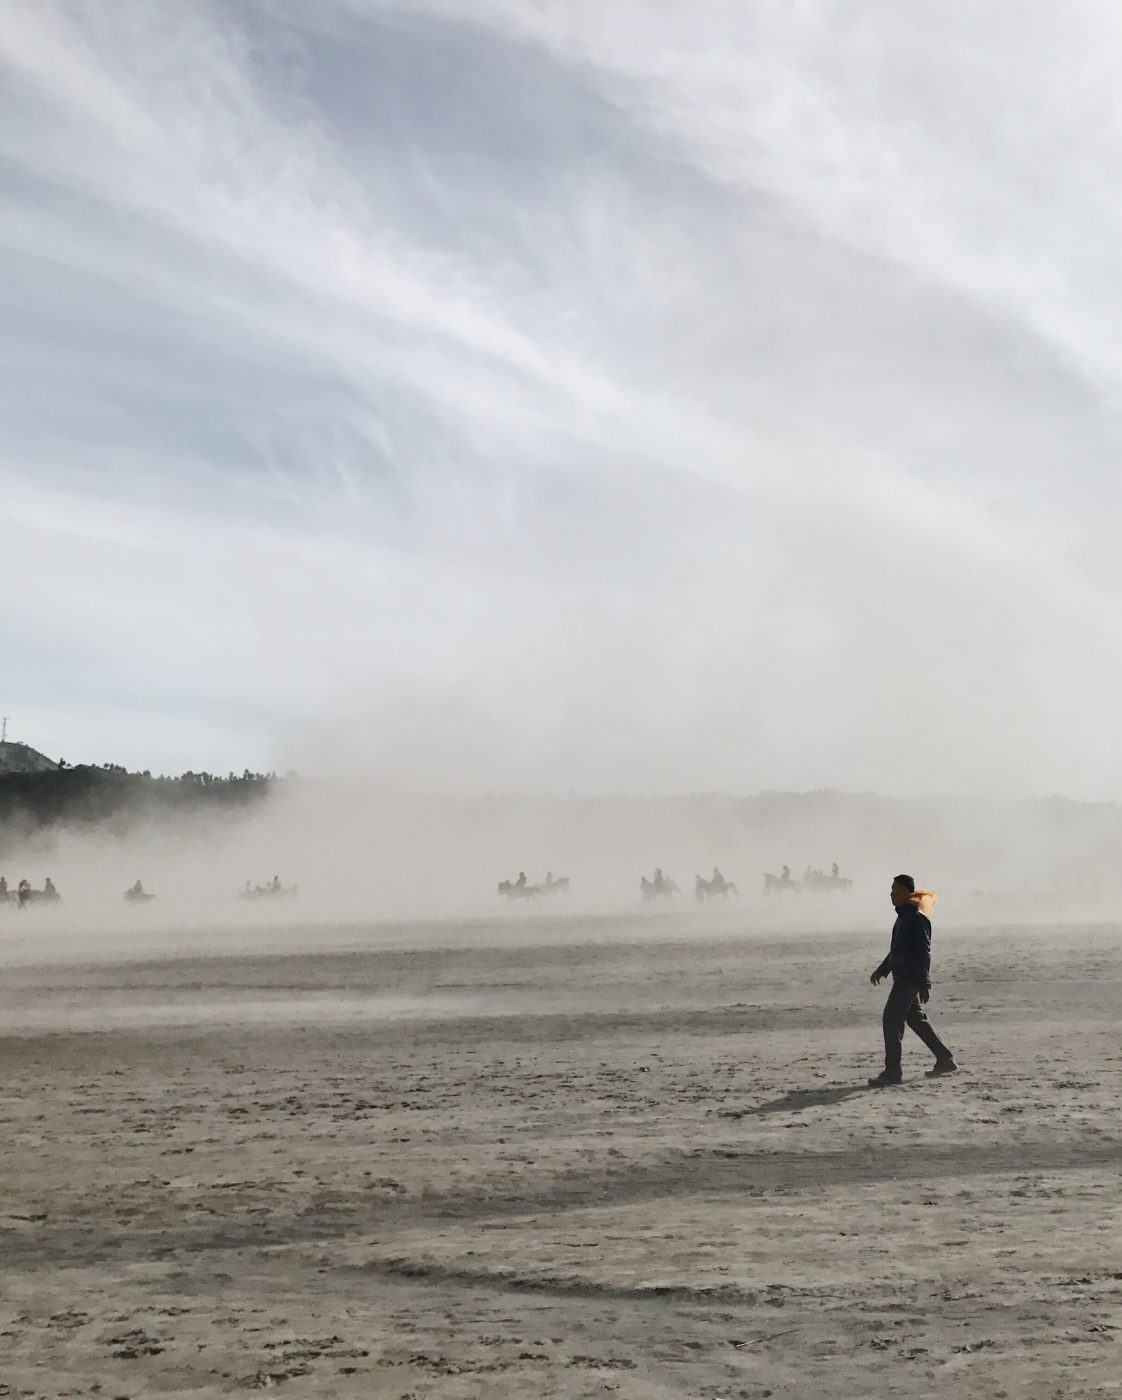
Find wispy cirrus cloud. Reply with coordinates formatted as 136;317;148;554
3;0;1122;796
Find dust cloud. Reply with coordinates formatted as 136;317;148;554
3;761;1120;970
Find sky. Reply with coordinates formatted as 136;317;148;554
4;0;1122;798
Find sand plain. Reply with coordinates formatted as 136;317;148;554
1;912;1120;1398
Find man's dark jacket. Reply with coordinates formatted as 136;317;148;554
874;902;932;987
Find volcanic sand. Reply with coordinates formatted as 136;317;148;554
1;914;1120;1398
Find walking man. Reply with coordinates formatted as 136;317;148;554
869;873;958;1085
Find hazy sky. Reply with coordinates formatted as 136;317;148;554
4;1;1122;796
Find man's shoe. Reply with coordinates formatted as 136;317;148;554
868;1071;902;1086
926;1057;958;1077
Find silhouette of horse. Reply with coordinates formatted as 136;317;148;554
17;880;61;909
811;872;851;893
498;880;541;901
695;873;739;902
640;874;680;901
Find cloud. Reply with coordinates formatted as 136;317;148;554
3;0;1122;796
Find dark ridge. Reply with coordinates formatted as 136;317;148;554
0;762;285;838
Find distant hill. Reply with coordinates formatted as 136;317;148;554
0;761;279;836
0;741;60;775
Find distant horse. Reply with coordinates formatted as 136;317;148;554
640;875;680;901
540;876;570;896
695;873;739;903
763;872;796;896
17;880;61;909
498;880;540;901
125;886;157;904
798;869;853;894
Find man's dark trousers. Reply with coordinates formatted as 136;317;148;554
883;978;951;1075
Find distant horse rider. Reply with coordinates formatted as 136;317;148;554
832;862;840;880
515;871;527;889
780;865;791;884
44;877;58;899
869;874;958;1085
271;875;281;892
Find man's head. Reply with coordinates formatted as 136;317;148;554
890;873;915;907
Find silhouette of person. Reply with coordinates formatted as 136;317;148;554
869;874;957;1085
515;871;527;889
832;862;839;879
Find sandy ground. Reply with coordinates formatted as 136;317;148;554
1;913;1120;1398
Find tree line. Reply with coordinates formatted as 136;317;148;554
0;764;285;835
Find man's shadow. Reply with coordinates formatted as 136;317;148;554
718;1084;871;1119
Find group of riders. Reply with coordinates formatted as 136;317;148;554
640;867;738;901
501;862;849;904
5;860;849;912
498;871;571;900
643;863;848;902
763;863;852;895
3;876;162;908
2;874;299;909
239;876;296;900
501;862;845;904
0;876;61;908
4;876;159;907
